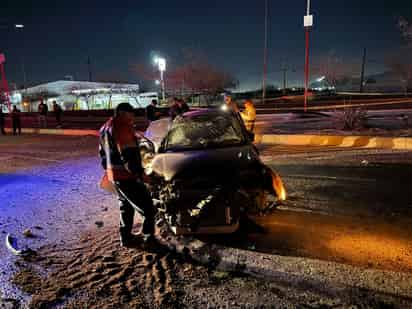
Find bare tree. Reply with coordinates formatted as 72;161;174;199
386;55;412;95
386;17;412;94
398;16;412;45
311;51;357;89
131;49;237;101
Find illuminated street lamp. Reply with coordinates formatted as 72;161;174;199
153;56;166;101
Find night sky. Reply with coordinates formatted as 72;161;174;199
1;0;412;91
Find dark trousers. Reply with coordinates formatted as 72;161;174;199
12;119;21;135
115;180;155;240
56;114;62;126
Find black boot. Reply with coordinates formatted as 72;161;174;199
120;233;143;248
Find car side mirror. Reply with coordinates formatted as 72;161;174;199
138;136;156;169
139;137;155;155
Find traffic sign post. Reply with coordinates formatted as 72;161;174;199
303;0;313;112
0;53;11;112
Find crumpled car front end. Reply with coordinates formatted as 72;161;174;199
141;109;287;235
146;145;285;234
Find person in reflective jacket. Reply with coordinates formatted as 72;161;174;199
224;95;239;113
240;99;256;132
99;103;156;247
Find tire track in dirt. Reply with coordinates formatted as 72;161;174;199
12;228;183;308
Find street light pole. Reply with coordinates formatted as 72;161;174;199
15;24;27;90
154;56;166;101
160;69;165;101
303;0;313;112
359;47;367;93
262;0;268;104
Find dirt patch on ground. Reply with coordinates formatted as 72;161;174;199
12;268;43;296
10;226;412;308
12;228;181;308
14;227;308;308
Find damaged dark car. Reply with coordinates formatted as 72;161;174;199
139;109;286;235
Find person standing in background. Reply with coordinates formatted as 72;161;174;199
0;106;6;135
38;100;48;128
53;101;63;128
146;99;161;122
11;105;22;135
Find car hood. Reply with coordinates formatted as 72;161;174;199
150;145;260;181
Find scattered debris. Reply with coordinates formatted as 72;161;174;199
247;244;256;251
23;229;34;238
211;271;230;280
94;221;104;228
5;234;35;256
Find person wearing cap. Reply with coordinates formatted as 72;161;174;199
99;103;156;248
38;100;48;128
240;99;256;132
224;95;239;113
146;99;161;122
169;97;189;119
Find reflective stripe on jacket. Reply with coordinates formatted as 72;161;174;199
99;117;143;182
240;107;256;131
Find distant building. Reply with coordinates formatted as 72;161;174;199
9;80;158;112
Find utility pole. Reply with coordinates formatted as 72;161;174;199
303;0;313;112
87;56;92;82
359;48;366;93
262;0;268;104
14;24;27;90
21;55;27;90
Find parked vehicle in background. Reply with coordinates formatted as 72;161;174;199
138;92;159;107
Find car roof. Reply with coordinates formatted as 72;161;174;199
180;108;233;119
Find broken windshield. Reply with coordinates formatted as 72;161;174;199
164;113;245;151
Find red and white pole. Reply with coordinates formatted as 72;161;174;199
262;0;268;104
0;54;11;112
304;27;310;112
303;0;313;113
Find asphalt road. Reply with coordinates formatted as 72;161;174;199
209;145;412;273
1;135;411;306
